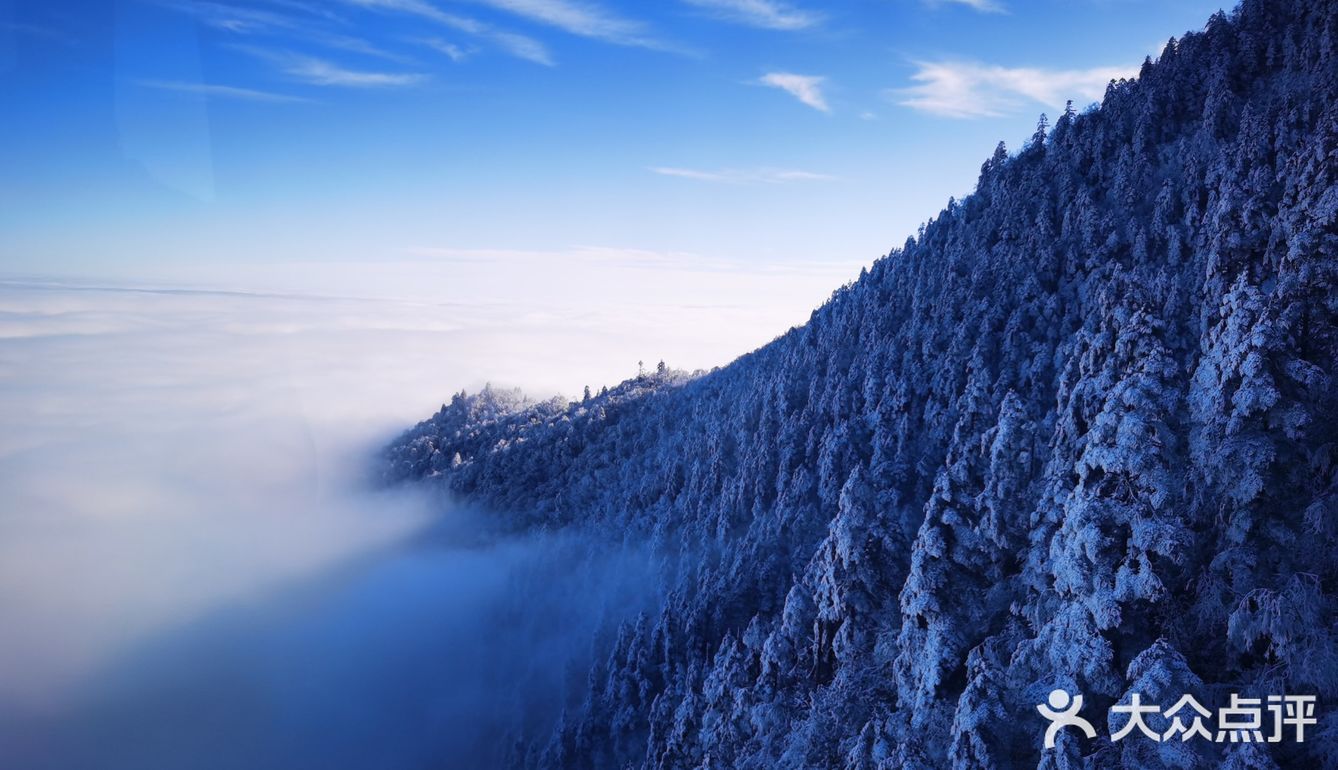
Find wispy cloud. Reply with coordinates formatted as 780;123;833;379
758;72;830;112
257;0;352;24
927;0;1007;13
307;31;414;63
136;79;312;102
154;1;406;61
342;0;485;27
283;55;428;87
151;0;292;34
237;46;429;87
488;31;555;65
418;37;472;62
892;60;1134;118
341;0;554;65
681;0;821;30
650;166;836;184
462;0;665;49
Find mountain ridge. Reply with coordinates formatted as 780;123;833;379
385;1;1338;766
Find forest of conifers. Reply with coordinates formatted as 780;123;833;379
386;1;1337;766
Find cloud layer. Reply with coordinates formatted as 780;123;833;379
0;254;863;711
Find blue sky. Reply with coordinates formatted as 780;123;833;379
1;0;1227;280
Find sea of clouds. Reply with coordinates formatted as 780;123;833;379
0;252;860;767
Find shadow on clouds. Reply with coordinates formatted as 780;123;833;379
4;512;657;770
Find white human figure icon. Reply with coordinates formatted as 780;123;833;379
1037;689;1097;749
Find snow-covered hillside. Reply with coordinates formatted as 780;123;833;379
386;1;1338;766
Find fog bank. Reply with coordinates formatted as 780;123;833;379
0;262;843;764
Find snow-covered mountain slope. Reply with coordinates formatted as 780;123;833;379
385;1;1338;766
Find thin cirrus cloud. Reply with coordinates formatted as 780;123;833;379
152;0;295;34
487;31;556;65
236;46;429;87
341;0;555;65
929;0;1007;13
307;31;417;63
893;60;1136;118
650;166;836;184
136;79;313;103
460;0;667;49
418;37;472;61
155;0;409;63
758;72;830;112
681;0;822;30
283;55;428;87
343;0;678;60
